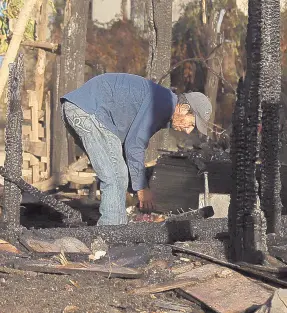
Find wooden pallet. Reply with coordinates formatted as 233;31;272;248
22;90;50;184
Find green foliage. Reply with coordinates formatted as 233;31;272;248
0;0;55;55
0;0;35;54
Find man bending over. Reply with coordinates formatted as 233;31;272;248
60;73;212;225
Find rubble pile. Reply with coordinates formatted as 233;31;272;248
163;133;231;172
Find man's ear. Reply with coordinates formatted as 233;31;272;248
174;103;190;115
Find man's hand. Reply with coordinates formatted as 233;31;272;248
137;187;155;211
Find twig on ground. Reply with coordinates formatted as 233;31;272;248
0;265;35;276
168;245;287;288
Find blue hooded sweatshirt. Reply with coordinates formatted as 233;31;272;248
60;73;178;191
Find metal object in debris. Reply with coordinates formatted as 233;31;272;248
203;171;210;207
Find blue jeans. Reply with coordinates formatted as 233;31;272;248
62;101;128;225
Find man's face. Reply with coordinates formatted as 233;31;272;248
172;104;196;134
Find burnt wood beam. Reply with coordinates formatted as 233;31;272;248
19;218;228;246
18;216;287;247
21;41;60;53
229;79;248;261
229;0;271;263
2;54;24;237
260;0;282;234
0;166;82;225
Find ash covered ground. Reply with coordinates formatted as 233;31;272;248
0;247;210;313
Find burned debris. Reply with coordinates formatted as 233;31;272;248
2;54;24;237
0;0;285;265
0;1;287;312
228;0;282;263
260;0;283;235
0;56;82;239
0;166;82;226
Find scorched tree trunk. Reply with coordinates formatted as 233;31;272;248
52;0;89;178
145;0;173;163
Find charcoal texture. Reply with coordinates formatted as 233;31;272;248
260;0;282;234
19;218;228;247
228;0;274;263
21;220;195;246
0;166;82;225
2;55;24;237
229;79;247;260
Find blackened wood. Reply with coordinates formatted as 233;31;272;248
2;54;24;234
228;0;270;263
20;218;228;247
229;79;247;261
0;166;82;225
260;0;282;234
145;0;173;163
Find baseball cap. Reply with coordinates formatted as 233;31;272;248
183;92;212;136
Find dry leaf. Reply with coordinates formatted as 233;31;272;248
62;305;80;313
69;280;79;288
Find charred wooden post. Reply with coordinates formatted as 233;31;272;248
2;54;24;234
229;79;246;260
229;0;269;263
260;0;282;234
52;0;89;179
61;0;89;164
0;166;82;225
145;0;173;162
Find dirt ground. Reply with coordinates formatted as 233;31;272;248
0;264;206;313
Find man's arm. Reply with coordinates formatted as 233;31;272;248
124;103;157;210
124;84;176;210
124;127;156;210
